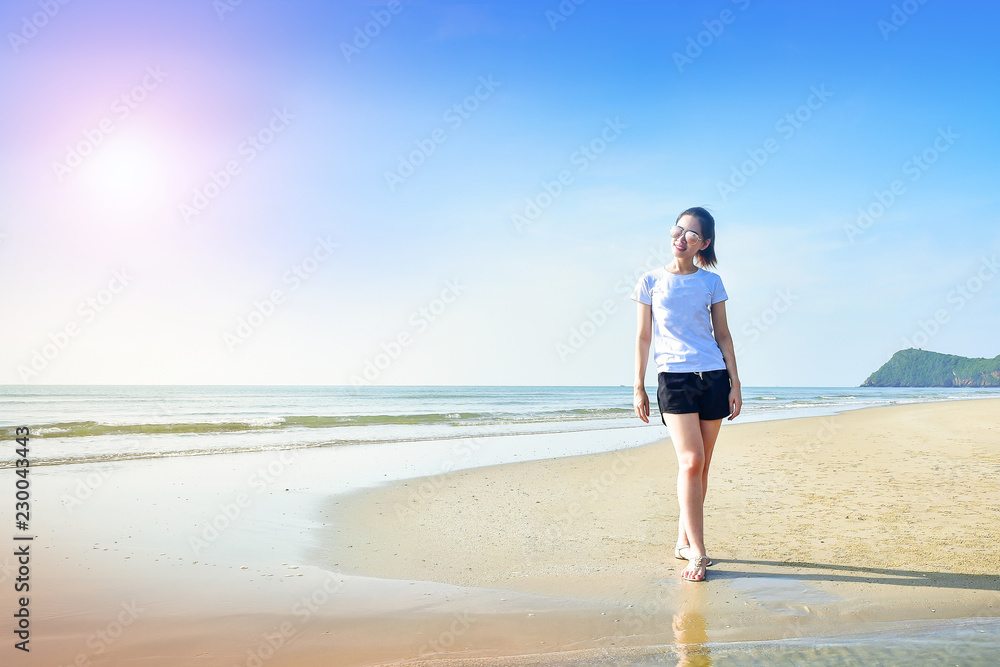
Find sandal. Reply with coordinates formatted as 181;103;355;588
674;544;712;567
681;555;709;582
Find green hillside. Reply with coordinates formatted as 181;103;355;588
862;349;1000;387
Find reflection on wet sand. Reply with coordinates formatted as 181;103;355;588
672;609;712;666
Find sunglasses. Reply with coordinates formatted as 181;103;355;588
669;224;703;244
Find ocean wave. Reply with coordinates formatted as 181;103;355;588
25;419;288;438
5;408;636;439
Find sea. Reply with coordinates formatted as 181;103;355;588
2;384;998;665
3;384;998;467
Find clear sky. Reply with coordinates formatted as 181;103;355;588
2;0;998;386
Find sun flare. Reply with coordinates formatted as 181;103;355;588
76;133;172;217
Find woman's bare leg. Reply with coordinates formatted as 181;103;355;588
662;413;708;580
670;417;723;562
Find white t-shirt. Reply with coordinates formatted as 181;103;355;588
630;266;728;373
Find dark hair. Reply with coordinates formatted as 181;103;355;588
676;206;717;268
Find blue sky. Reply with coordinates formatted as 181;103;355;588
1;0;998;385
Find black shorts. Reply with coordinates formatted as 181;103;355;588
657;369;731;423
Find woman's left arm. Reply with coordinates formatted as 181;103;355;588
710;300;742;420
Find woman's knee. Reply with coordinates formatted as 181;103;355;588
677;453;705;476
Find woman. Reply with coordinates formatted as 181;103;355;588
631;206;742;582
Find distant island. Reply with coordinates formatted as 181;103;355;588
862;349;1000;387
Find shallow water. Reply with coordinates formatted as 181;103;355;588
484;617;1000;666
725;576;841;615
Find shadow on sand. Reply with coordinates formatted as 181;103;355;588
705;558;1000;591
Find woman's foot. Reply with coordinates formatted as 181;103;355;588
681;555;709;582
675;543;713;567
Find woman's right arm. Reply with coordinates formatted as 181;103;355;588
633;301;653;422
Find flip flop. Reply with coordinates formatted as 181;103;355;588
675;544;713;567
681;555;710;582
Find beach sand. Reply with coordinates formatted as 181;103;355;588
310;398;1000;662
5;399;1000;665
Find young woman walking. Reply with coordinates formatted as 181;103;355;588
631;206;742;582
